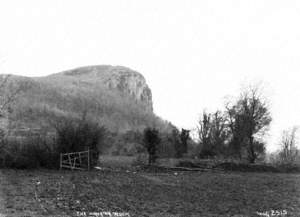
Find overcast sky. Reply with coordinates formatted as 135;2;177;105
0;0;300;152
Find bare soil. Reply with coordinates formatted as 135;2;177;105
0;169;299;217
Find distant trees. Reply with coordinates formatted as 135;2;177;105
143;127;161;164
198;85;271;163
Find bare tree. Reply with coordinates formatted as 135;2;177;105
278;127;299;165
198;111;212;157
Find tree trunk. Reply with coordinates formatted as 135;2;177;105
248;136;256;163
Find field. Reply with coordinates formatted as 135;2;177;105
0;167;300;217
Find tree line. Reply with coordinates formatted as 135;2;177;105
143;84;299;165
198;85;271;163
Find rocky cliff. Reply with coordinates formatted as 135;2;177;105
52;65;153;111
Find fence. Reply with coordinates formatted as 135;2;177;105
60;149;90;171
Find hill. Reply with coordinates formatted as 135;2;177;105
0;65;172;145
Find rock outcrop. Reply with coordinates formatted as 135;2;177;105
103;66;153;111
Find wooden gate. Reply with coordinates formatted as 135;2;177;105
60;149;90;171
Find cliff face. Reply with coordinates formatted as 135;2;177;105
103;66;153;111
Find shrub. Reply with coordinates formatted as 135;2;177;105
54;116;106;167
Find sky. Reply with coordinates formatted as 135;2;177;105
0;0;300;152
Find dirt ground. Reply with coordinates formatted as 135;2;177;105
0;169;300;217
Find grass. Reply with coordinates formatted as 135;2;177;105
0;168;300;217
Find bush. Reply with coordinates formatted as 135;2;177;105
0;136;59;169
